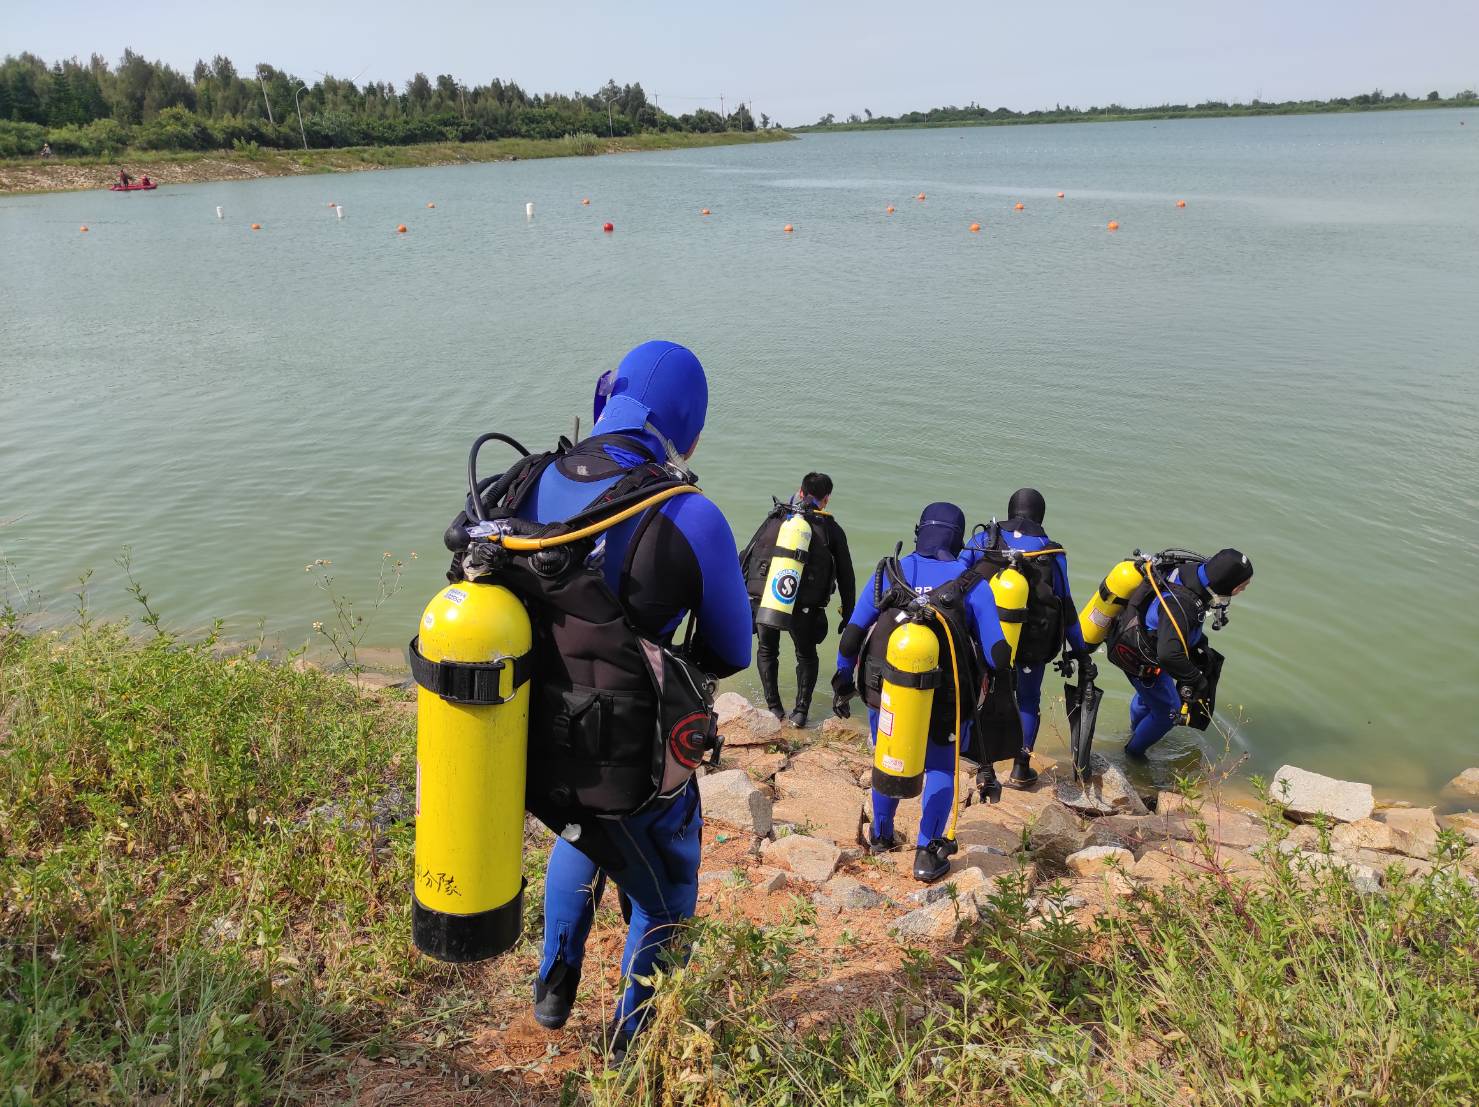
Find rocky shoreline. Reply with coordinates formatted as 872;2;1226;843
688;692;1479;940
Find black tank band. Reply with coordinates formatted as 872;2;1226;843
407;636;533;705
413;881;524;963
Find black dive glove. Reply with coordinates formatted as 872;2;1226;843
1178;677;1209;707
837;608;852;636
831;669;856;719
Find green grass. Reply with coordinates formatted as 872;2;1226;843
0;129;793;193
3;613;1476;1104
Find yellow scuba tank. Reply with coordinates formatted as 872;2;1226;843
989;566;1029;664
871;619;940;798
1078;559;1147;648
755;512;813;630
410;580;533;963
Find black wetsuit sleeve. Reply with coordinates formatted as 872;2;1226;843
829;519;857;619
1155;592;1207;687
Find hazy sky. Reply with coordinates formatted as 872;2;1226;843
8;0;1477;124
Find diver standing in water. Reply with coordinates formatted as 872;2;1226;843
742;473;856;726
831;503;1015;883
964;488;1088;788
1096;548;1254;756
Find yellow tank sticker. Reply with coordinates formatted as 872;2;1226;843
879;708;895;736
1089;608;1112;628
882;754;905;772
423;612;435;629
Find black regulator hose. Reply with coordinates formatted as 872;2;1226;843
466;433;530;522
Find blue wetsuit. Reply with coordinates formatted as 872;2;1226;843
837;552;1005;845
523;427;751;1045
964;526;1087;752
1125;564;1209;756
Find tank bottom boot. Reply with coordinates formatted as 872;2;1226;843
1007;751;1039;789
533;960;580;1030
912;838;956;884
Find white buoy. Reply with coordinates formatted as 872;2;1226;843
215;206;223;219
335;205;344;219
526;202;535;219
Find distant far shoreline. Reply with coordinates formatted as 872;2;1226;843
0;129;793;197
795;99;1474;134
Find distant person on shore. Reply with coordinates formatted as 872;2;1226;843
832;503;1011;883
1103;549;1253;755
39;142;51;159
963;488;1087;788
117;169;132;188
741;473;855;727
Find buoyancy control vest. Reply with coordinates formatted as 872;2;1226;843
856;552;1022;763
438;433;721;830
975;523;1066;668
741;501;837;610
1104;560;1221;725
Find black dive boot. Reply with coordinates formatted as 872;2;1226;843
788;654;818;728
912;837;956;884
866;829;899;855
976;765;1002;804
1007;751;1039;789
533;961;580;1030
756;637;785;719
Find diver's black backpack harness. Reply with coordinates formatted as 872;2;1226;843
972;521;1068;669
854;545;1023;765
412;430;723;869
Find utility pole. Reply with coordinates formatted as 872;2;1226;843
292;82;308;149
719;93;725;124
606;97;614;138
257;66;275;124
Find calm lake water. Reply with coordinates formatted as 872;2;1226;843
4;110;1477;802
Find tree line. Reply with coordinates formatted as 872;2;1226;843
808;87;1479;129
0;50;770;159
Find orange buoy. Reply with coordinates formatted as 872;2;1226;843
1014;202;1025;211
397;224;408;233
427;202;436;209
1057;191;1065;198
969;222;981;233
1107;220;1119;231
582;198;591;206
79;225;88;232
916;192;926;201
783;224;794;233
603;222;614;232
701;208;711;215
251;223;261;230
886;205;895;214
1176;199;1187;208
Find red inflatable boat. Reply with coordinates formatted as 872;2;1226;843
109;182;157;191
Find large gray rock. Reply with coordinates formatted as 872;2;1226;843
1444;811;1479;847
1055;754;1149;817
1289;850;1383;895
1272;765;1374;824
1027;801;1093;867
760;834;842;883
714;692;784;748
1443;768;1479;801
1066;845;1134;878
698;769;773;836
819;715;868;742
715;745;789;783
772;747;869;845
818;875;887;911
894;896;973;940
1376;807;1440;859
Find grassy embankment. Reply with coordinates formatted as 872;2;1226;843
0;129;792;195
3;600;1477;1104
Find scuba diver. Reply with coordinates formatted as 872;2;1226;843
964;488;1087;788
831;503;1015;883
741;473;856;726
443;340;752;1056
1099;548;1254;756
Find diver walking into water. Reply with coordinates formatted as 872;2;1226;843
742;473;855;726
831;503;1019;883
1082;547;1254;756
964;488;1088;788
424;340;752;1058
